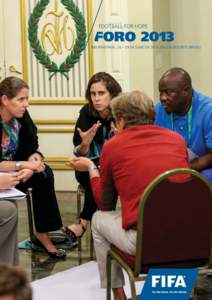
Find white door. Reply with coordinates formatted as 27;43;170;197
0;0;23;79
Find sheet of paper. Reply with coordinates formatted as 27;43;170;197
0;188;26;200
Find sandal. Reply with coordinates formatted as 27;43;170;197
61;219;86;243
31;237;66;259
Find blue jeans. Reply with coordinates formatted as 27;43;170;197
201;168;212;183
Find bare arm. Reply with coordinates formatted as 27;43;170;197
0;161;19;172
0;160;44;173
190;149;212;170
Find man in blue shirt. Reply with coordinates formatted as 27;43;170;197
155;67;212;183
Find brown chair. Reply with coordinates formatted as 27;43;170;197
106;168;212;300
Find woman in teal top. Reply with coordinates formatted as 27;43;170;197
0;76;65;258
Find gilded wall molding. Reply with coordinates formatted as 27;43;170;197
44;156;73;170
35;119;76;125
20;0;29;83
47;164;72;170
45;156;69;162
87;0;94;78
38;128;74;133
29;99;86;105
20;0;94;102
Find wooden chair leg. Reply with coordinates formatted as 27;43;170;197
26;188;34;242
77;184;94;259
77;185;82;253
89;224;94;260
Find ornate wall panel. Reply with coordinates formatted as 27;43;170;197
21;0;93;102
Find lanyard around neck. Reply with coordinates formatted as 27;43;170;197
93;126;107;157
2;120;19;145
171;103;193;147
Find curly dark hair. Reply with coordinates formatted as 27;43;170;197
85;72;122;117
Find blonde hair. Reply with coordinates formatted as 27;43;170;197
111;90;155;128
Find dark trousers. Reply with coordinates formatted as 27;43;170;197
75;171;97;221
17;165;63;232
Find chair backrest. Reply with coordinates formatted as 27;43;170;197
135;168;212;275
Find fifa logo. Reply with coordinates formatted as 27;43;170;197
152;275;187;288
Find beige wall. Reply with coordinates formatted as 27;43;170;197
169;0;212;96
128;0;212;99
199;1;212;95
153;0;171;100
128;0;154;98
170;0;201;91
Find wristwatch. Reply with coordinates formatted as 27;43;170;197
15;161;22;171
